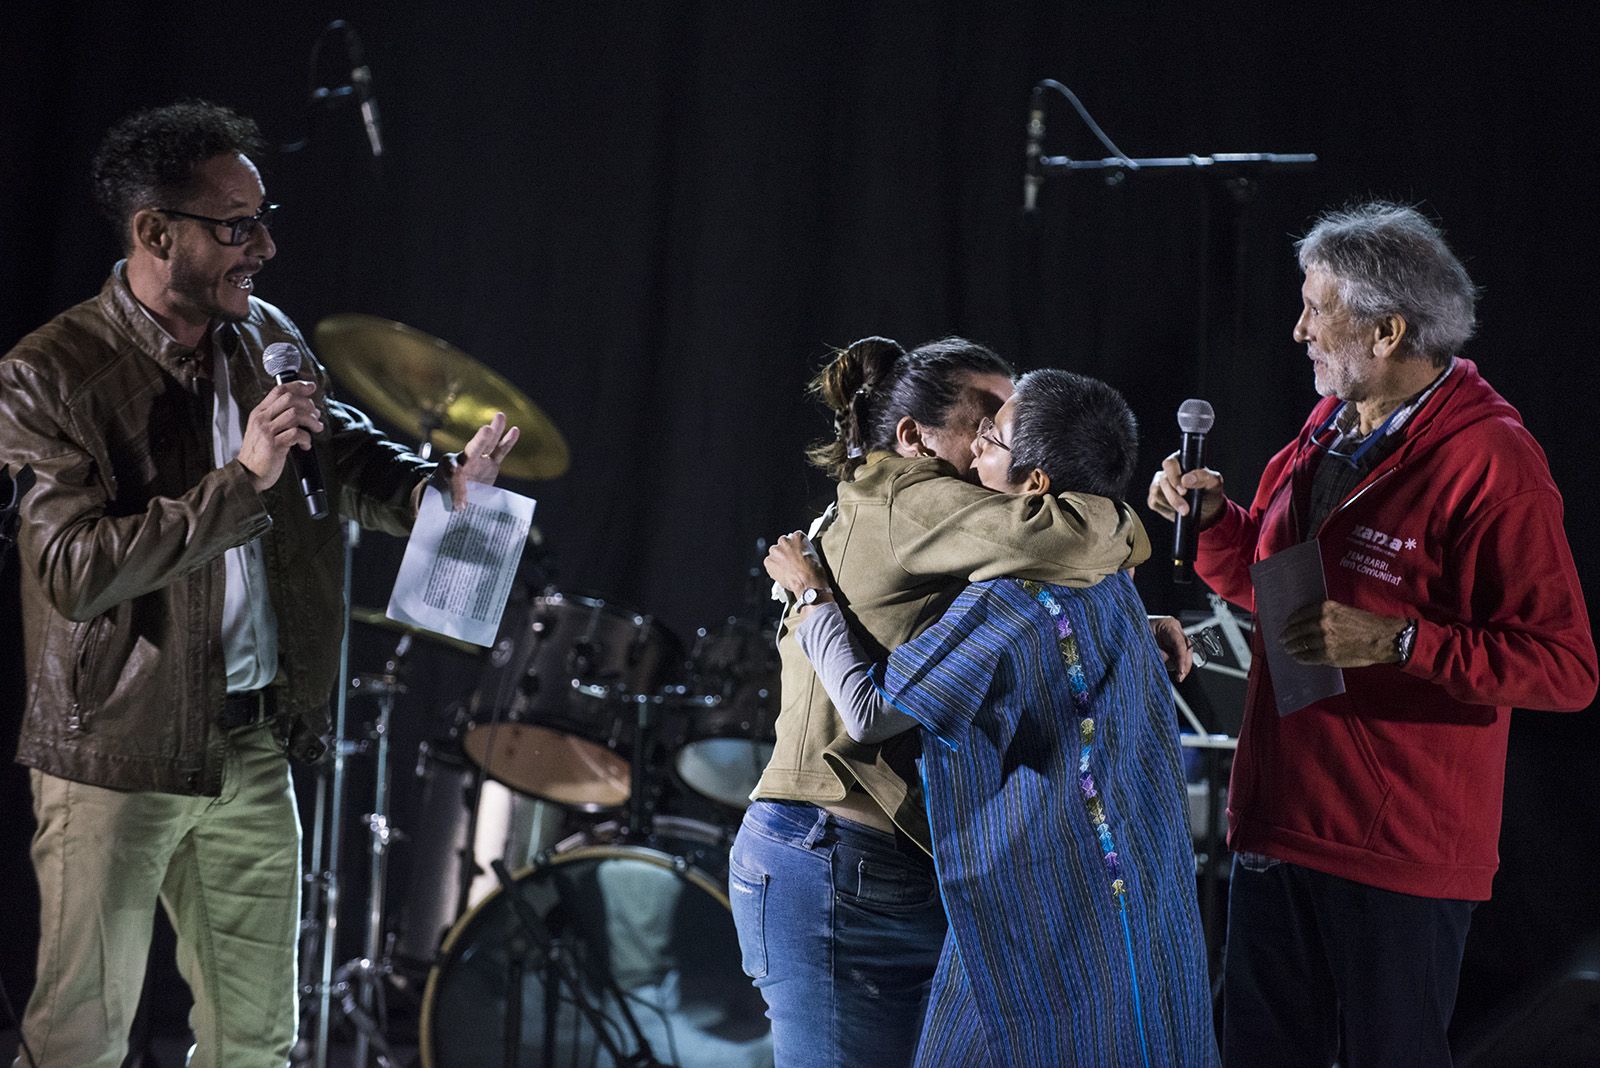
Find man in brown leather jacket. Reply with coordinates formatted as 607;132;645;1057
0;101;518;1067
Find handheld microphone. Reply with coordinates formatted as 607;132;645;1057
1172;398;1215;584
1024;85;1045;213
261;342;330;519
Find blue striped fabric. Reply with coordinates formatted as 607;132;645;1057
882;574;1218;1067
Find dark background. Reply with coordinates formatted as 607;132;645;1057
3;0;1596;1057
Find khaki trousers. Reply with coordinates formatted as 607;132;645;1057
18;722;300;1068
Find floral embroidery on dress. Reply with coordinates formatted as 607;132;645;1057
1022;580;1125;899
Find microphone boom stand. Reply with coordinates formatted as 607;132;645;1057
1039;151;1318;180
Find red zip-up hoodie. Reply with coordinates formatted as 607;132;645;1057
1197;359;1596;899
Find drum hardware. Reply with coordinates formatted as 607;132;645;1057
326;956;399;1067
345;639;410;1068
296;581;437;1067
488;857;666;1068
621;689;669;841
294;520;370;1068
293;315;569;1066
420;818;772;1067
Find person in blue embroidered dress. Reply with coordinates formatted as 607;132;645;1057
768;369;1217;1067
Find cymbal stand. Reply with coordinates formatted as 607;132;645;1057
293;397;452;1065
293;520;409;1067
344;640;409;1068
622;690;666;841
294;518;360;1068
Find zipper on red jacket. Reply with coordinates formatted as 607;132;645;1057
1286;438;1404;544
1315;464;1399;540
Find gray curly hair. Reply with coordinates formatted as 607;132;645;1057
1295;202;1479;366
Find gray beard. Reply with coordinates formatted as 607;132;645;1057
169;259;250;324
1310;346;1370;401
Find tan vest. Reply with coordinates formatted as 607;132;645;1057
752;452;1151;852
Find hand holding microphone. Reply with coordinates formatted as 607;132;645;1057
240;343;328;517
1147;399;1225;583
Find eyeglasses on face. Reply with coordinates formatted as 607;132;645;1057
156;202;278;246
976;415;1011;453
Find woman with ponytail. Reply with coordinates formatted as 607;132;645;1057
731;336;1155;1067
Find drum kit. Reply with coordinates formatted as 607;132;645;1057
295;316;776;1068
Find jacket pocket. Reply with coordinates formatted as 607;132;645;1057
68;614;116;729
1342;712;1396;850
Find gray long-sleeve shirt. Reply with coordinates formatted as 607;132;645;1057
795;603;915;744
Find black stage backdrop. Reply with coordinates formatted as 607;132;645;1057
3;1;1597;1054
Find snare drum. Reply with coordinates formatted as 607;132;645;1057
674;620;780;810
419;816;772;1067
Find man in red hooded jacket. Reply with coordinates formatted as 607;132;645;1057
1149;201;1596;1068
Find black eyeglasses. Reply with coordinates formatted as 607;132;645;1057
976;415;1011;453
157;203;278;246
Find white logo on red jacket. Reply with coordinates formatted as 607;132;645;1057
1338;526;1416;587
1351;524;1407;554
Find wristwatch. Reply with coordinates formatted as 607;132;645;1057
1394;619;1418;665
799;587;823;606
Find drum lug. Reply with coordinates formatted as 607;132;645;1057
364;812;402;850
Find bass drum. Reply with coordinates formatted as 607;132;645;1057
420;817;773;1067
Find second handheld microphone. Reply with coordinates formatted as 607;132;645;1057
1172;398;1215;584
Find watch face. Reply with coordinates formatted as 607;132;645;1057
801;587;818;605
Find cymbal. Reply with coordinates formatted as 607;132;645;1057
312;313;569;480
349;605;482;656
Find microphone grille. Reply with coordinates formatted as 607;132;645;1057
262;342;302;379
1177;398;1215;434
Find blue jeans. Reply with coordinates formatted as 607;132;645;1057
730;800;947;1068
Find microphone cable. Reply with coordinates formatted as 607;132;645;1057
1033;78;1140;171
